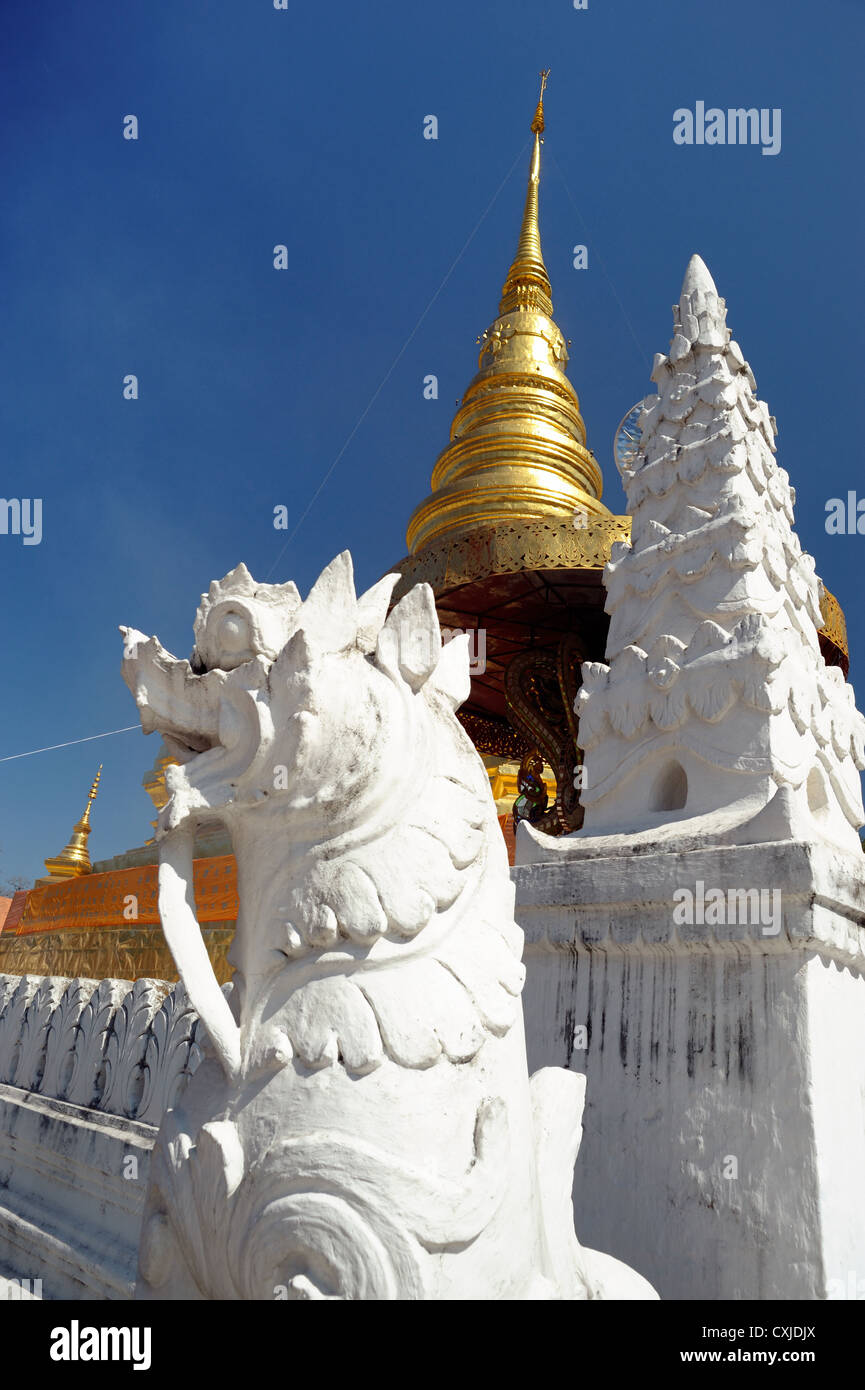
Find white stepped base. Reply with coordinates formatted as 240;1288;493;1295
0;1083;155;1300
514;835;865;1299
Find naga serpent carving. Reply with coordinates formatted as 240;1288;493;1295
121;553;655;1300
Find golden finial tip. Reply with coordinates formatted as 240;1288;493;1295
83;765;103;814
531;69;550;134
39;765;102;883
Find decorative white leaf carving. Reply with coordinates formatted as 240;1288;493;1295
13;976;70;1091
0;973;214;1136
65;978;133;1109
137;982;204;1125
0;975;41;1084
100;978;172;1119
40;978;99;1100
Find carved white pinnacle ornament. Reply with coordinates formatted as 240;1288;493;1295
570;255;865;849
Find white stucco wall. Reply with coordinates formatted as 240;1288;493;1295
515;838;865;1299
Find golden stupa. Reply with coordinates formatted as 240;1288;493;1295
407;71;609;552
394;73;630;837
38;766;102;885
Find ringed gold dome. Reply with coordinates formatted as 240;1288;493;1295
406;72;611;556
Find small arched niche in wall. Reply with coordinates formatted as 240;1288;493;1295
651;759;688;812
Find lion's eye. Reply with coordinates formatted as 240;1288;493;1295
219;613;250;652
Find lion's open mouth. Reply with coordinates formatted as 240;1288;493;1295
159;729;220;766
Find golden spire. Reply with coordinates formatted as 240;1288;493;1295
406;73;610;555
500;69;553;318
40;766;102;884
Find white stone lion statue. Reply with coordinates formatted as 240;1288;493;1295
121;552;655;1301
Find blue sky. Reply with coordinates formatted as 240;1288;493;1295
1;0;862;885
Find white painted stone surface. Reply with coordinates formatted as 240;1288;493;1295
515;255;865;1301
0;1083;153;1299
0;973;207;1298
120;552;656;1301
515;838;865;1299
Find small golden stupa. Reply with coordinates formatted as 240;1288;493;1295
38;766;102;885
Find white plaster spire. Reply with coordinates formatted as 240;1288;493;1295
679;251;717;299
571;255;865;849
